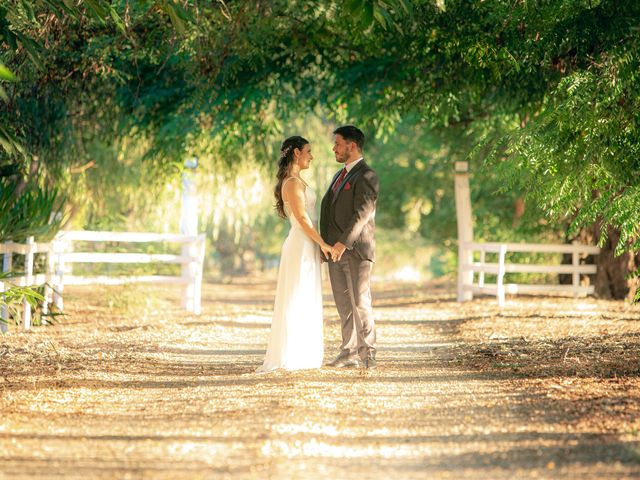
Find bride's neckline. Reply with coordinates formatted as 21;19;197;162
287;174;306;182
284;175;309;187
282;176;310;204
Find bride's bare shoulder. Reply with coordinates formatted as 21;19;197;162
282;176;306;192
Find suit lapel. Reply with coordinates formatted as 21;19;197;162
331;160;366;205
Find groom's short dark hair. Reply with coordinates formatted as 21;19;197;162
334;125;365;151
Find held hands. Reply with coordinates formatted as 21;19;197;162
320;241;347;262
330;242;346;262
320;243;333;260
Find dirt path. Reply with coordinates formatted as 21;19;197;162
1;278;639;479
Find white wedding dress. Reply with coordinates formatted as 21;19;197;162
257;178;324;372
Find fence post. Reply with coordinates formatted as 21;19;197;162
180;157;199;312
192;234;206;315
0;281;5;334
23;236;34;330
182;238;197;313
42;244;55;324
53;239;66;311
1;242;11;333
478;250;486;288
572;241;581;298
455;161;474;301
497;244;507;307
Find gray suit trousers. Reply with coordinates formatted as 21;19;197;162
328;252;376;360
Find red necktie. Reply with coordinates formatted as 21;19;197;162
332;168;347;193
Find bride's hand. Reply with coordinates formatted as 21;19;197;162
320;243;332;258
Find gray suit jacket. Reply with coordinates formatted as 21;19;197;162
320;160;379;262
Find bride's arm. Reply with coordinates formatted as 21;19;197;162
283;178;332;254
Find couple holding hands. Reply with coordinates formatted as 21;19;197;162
257;125;379;373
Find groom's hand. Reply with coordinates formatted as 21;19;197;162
331;242;347;262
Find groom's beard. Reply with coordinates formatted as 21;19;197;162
336;152;348;164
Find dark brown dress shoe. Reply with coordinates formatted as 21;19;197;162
364;356;377;370
327;353;359;368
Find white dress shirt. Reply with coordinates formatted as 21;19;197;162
345;157;364;173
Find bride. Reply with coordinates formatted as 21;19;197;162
257;136;333;372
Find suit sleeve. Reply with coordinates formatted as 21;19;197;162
338;169;379;249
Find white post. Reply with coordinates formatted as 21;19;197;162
23;236;34;330
455;161;474;301
53;239;66;311
42;245;55;324
181;157;199;312
572;241;581;298
478;250;486;288
0;281;5;333
497;244;507;307
1;242;11;333
192;234;206;315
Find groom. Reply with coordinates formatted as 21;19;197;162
320;125;379;369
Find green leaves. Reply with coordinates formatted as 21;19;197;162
159;0;195;35
0;125;24;155
0;63;16;81
13;31;45;71
344;0;414;32
0;0;638;299
0;180;65;242
0;62;16;102
482;27;640;295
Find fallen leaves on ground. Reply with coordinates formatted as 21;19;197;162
0;278;639;479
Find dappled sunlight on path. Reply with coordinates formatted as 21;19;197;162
0;279;639;479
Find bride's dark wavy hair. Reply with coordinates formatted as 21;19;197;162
274;135;309;218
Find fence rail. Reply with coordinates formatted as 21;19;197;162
0;241;53;255
60;252;193;264
1;231;206;332
56;231;199;243
463;241;601;255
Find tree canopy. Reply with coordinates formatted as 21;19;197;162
1;0;639;298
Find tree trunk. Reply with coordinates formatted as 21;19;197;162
593;226;639;301
562;224;639;301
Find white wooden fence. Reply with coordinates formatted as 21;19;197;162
1;231;206;332
0;237;56;332
454;161;600;306
461;241;600;307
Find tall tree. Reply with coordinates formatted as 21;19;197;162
1;0;638;299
